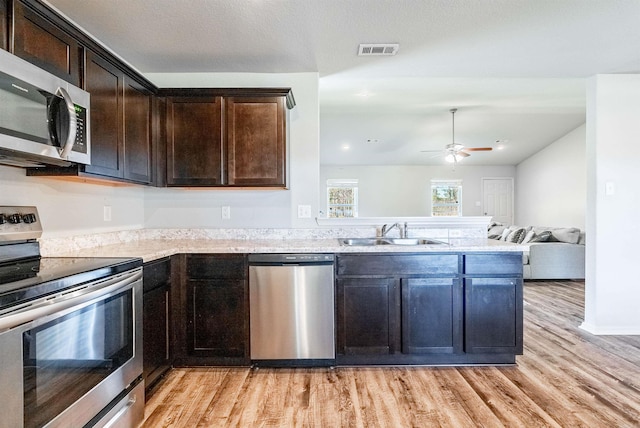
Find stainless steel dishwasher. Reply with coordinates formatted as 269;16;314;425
248;254;335;366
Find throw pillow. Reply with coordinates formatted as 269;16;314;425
530;230;552;242
488;234;502;240
506;227;526;243
500;228;511;241
521;229;536;244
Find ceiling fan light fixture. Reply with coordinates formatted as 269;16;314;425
445;151;469;163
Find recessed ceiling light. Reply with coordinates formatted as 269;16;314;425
341;144;350;151
355;90;374;97
494;139;509;150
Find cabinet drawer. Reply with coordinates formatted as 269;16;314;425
337;254;459;276
464;253;523;275
143;257;171;292
187;254;246;279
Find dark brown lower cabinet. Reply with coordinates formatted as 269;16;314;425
143;258;172;391
335;252;522;365
174;254;249;366
336;278;398;355
464;277;523;354
402;277;463;354
188;278;247;357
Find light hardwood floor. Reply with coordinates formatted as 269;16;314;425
141;281;640;427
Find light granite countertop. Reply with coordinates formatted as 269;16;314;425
50;237;526;263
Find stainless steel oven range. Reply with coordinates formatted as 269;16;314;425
0;206;144;428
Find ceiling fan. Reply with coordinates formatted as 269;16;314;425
422;108;493;163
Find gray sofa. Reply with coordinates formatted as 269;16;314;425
488;224;585;280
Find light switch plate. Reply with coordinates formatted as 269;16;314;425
103;205;112;222
297;205;312;218
221;206;231;219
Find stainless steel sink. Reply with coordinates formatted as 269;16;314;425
339;237;447;246
340;238;391;246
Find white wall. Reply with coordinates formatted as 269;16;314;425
320;165;516;217
0;165;145;238
515;124;586;228
583;74;640;334
143;72;319;228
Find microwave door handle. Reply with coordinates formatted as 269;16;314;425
56;87;77;159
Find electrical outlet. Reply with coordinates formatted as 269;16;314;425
297;205;312;218
449;229;462;237
103;205;112;222
605;181;615;196
221;206;231;219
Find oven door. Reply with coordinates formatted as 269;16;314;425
0;268;142;428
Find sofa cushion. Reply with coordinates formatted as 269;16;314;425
551;228;581;244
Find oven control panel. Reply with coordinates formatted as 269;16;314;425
0;206;42;241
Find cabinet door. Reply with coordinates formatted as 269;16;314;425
143;258;172;390
84;50;124;178
1;0;8;51
187;279;247;357
12;0;81;85
123;77;152;183
402;278;463;354
464;277;523;354
143;284;169;384
336;278;398;355
166;97;223;186
226;96;286;187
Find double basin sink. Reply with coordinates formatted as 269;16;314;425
340;237;447;246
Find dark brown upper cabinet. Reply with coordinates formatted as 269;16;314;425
161;88;294;188
1;0;8;51
83;50;124;179
12;0;81;86
166;96;224;186
82;53;153;184
123;76;153;184
226;96;286;186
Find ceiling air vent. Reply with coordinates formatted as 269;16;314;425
358;43;399;56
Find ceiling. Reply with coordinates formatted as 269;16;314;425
45;0;640;166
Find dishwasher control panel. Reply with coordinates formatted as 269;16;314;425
248;253;335;264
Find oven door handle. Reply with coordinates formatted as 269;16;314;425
0;269;141;332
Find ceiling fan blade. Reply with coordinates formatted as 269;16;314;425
464;147;493;152
420;149;442;153
457;151;471;158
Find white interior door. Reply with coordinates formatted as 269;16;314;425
482;178;514;225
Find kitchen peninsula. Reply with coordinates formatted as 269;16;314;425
39;224;524;381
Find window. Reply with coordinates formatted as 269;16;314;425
327;179;358;218
431;180;462;216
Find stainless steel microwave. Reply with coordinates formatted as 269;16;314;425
0;48;90;168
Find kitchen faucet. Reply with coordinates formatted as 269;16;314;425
381;222;408;238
